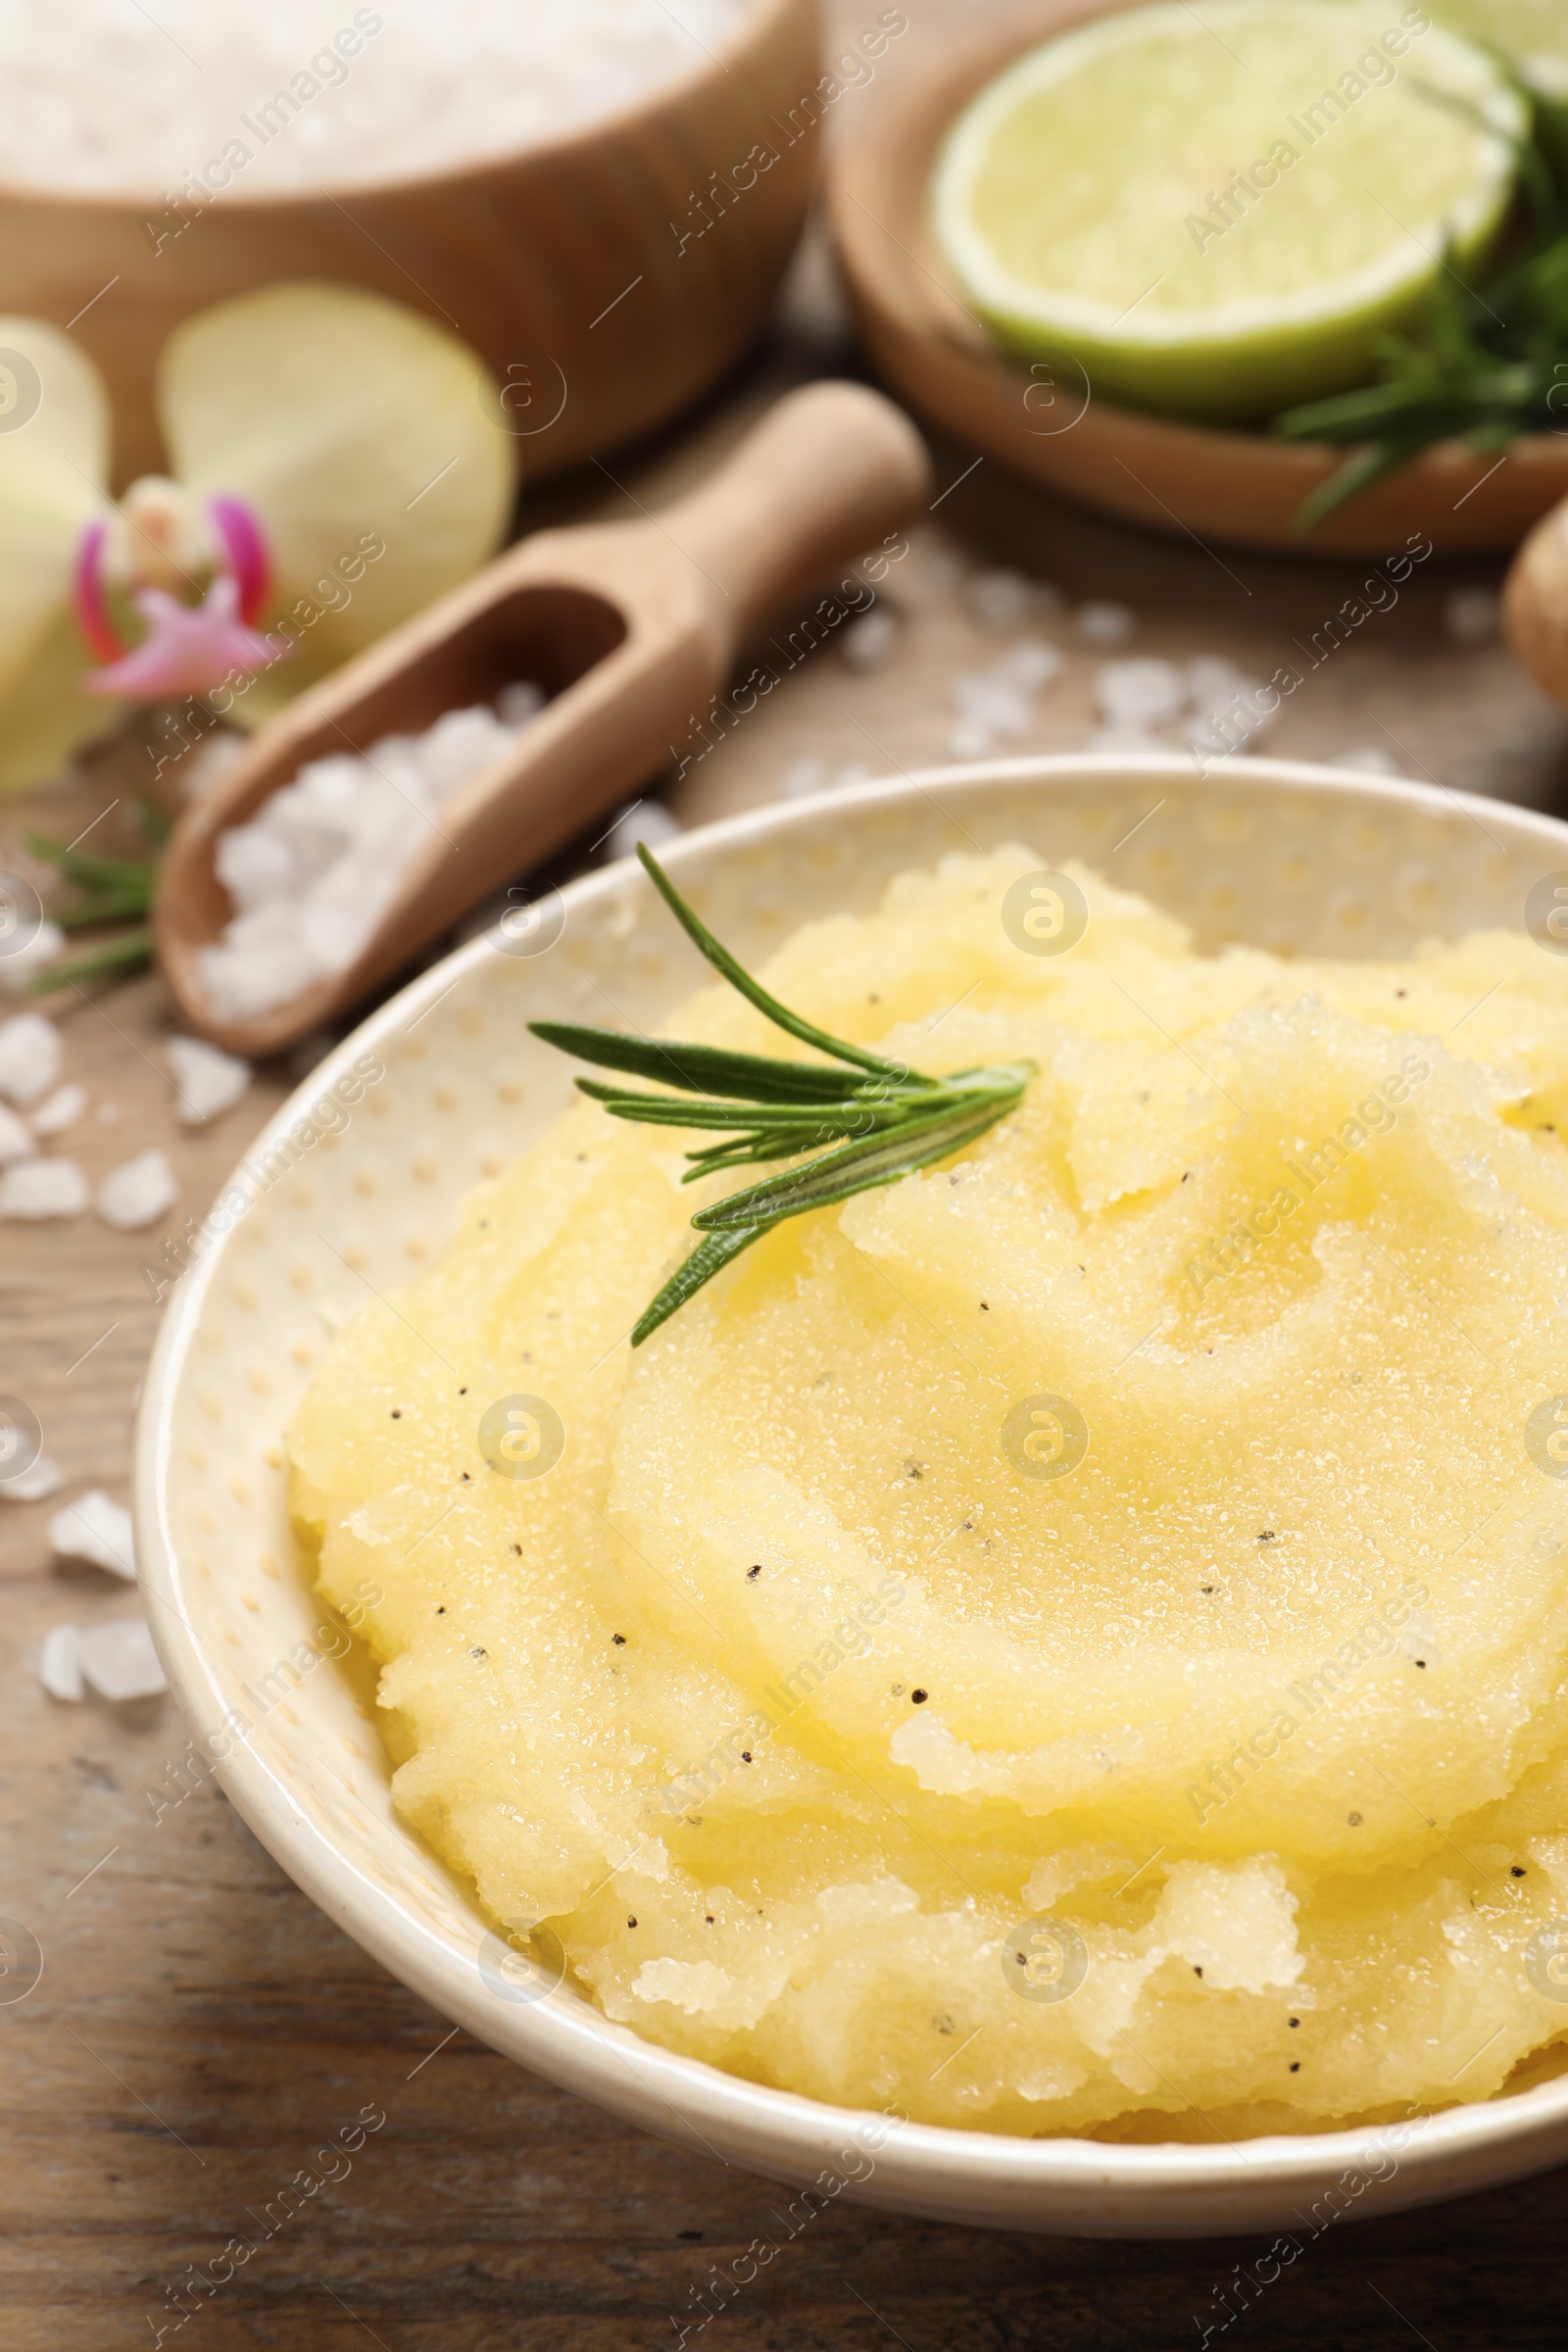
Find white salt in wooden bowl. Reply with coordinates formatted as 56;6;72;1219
136;755;1568;2234
0;0;818;488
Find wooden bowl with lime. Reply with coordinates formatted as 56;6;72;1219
829;0;1568;556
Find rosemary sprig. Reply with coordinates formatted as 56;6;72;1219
21;823;160;995
1272;68;1568;525
530;846;1033;1345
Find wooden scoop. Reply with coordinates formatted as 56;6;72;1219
157;380;932;1057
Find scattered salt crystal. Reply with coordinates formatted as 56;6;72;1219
1094;659;1184;729
79;1618;167;1703
999;642;1062;691
0;1102;35;1164
199;687;544;1023
1444;586;1501;647
50;1489;136;1579
842;609;900;674
1186;657;1277;750
1327;747;1401;776
40;1623;83;1702
1077;602;1136;646
605;802;682;862
777;758;878;801
1187;656;1249;705
167;1036;250;1126
0;1011;61;1104
949;640;1062;757
966;569;1035;631
96;1148;178;1231
2;1452;63;1502
29;1083;86;1137
0;918;65;994
780;758;828;800
966;568;1066;628
0;1157;86;1218
95;1101;122;1125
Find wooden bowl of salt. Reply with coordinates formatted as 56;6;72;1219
0;0;822;490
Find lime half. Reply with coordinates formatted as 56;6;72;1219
932;0;1526;422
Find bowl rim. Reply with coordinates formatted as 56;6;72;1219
0;0;808;214
135;752;1568;2233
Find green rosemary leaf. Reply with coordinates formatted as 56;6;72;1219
530;1021;872;1103
575;1086;903;1136
1268;64;1568;520
680;1117;876;1158
133;795;173;848
1291;433;1443;530
26;926;154;994
691;1096;1020;1233
1275;375;1468;442
678;1136;821;1180
635;845;918;1082
630;1224;761;1348
529;847;1036;1344
23;832;158;898
54;888;157;932
680;1115;982;1182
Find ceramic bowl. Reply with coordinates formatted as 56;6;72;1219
2;0;818;489
136;754;1568;2237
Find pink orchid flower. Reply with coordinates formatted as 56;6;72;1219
75;487;292;699
0;281;513;794
81;570;293;702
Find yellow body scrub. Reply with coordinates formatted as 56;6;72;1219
289;848;1568;2136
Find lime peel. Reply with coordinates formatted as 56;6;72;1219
932;0;1527;421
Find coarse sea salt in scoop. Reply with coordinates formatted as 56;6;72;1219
198;685;544;1023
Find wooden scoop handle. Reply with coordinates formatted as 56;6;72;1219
1504;498;1568;707
662;380;932;640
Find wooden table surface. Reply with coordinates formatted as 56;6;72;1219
9;31;1568;2349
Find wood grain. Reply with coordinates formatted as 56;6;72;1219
6;242;1568;2351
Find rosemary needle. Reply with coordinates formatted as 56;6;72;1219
21;820;162;996
530;846;1033;1345
1273;68;1568;526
